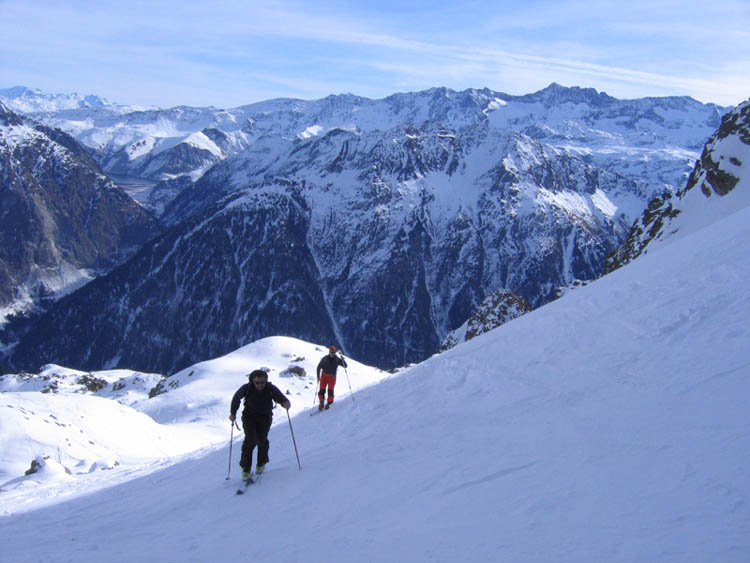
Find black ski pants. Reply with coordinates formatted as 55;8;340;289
240;412;272;471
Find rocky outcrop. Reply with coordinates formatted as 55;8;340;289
441;290;530;350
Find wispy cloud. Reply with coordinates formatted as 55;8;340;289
1;0;747;107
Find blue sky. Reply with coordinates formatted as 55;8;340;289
1;0;748;108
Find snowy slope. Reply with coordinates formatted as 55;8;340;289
1;393;200;481
0;337;388;489
1;180;749;561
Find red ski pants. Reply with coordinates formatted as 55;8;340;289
318;373;337;404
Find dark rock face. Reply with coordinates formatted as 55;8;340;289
602;193;681;275
441;289;531;351
0;103;161;313
103;131;225;181
10;188;336;373
688;101;750;198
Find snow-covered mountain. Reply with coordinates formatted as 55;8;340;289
0;102;161;321
1;157;748;560
452;96;749;347
2;84;726;216
0;86;143;114
3;128;640;372
1;86;733;373
605;97;750;272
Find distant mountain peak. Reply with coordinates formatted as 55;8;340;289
521;82;617;107
0;85;116;113
1;85;41;97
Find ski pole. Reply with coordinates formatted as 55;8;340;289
287;409;302;470
226;420;235;480
340;354;354;402
311;379;320;415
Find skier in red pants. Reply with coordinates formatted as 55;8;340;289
316;346;347;410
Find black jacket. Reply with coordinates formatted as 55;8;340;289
231;381;288;418
317;354;347;377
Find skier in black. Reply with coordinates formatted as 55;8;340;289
316;345;348;410
230;369;291;479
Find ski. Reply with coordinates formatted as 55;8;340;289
235;476;255;495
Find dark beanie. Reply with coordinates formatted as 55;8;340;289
249;369;268;381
